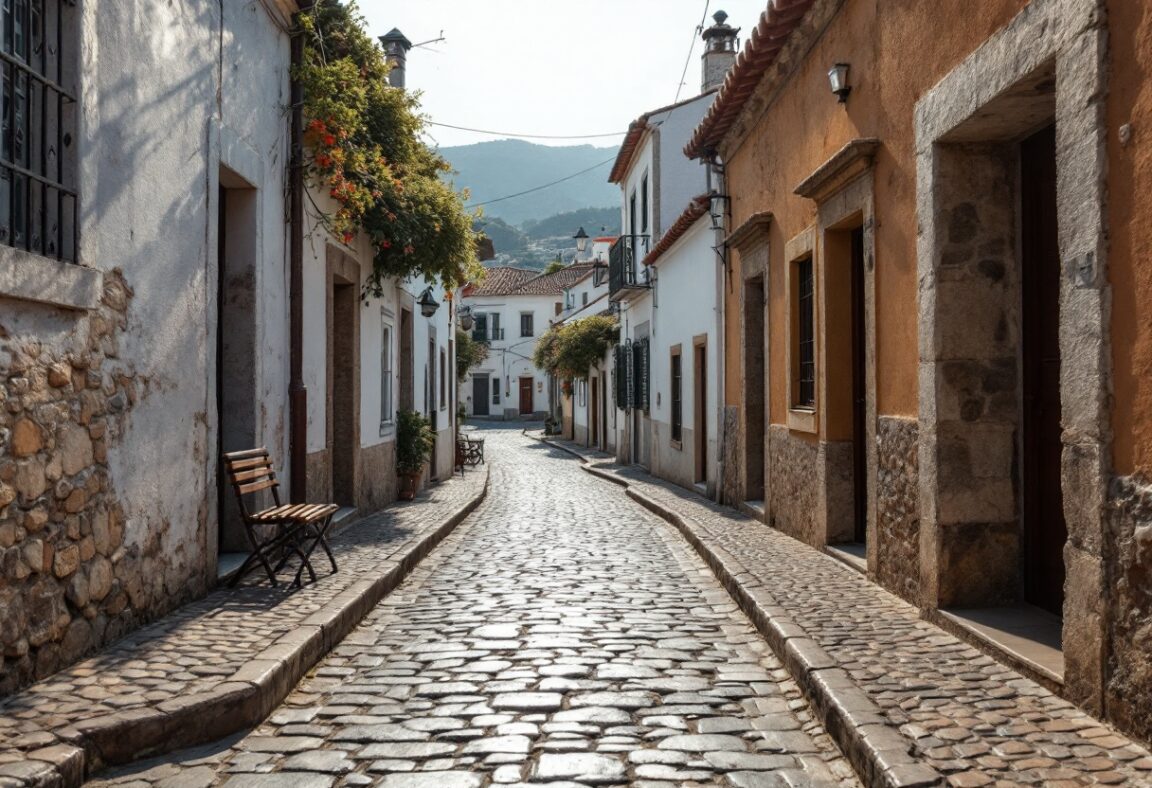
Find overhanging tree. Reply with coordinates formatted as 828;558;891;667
298;2;483;296
534;316;619;381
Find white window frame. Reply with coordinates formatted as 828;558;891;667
380;309;395;434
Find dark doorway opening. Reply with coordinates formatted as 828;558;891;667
850;227;867;543
743;277;766;502
472;375;490;416
331;279;357;507
600;375;608;451
1020;123;1066;617
216;174;257;557
399;308;414;411
519;377;534;416
590;377;599;446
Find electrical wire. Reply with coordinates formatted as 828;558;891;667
674;0;711;103
463;157;617;210
428;121;626;140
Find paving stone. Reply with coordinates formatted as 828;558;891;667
532;752;627;783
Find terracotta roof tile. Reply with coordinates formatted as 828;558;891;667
466;264;596;298
685;0;816;159
466;267;541;297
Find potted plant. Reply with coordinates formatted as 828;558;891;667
396;409;435;500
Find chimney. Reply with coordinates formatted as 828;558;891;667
701;11;739;93
379;28;413;88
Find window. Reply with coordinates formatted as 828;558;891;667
670;347;683;444
490;312;502;341
795;256;816;407
0;0;77;261
520;312;534;337
472;313;488;343
554;301;562;316
439;348;446;409
380;313;394;432
493;379;500;405
641;173;649;234
582;292;588;306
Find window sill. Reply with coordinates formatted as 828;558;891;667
379;423;395;439
670;438;683;451
787;407;817;434
0;246;102;311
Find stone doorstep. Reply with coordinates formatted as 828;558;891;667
9;469;490;788
535;434;945;788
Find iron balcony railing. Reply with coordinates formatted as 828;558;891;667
608;234;651;298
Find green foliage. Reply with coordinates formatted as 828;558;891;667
395;410;436;475
455;328;489;384
542;259;565;275
473;216;527;255
533;316;619;381
299;2;483;293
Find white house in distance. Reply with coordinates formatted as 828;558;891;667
582;11;736;497
460;264;593;419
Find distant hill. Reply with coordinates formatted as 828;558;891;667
442;139;619;226
522;207;620;241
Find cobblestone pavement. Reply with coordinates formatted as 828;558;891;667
0;465;486;777
89;425;858;787
547;438;1152;788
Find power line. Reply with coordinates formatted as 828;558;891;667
464;157;617;210
428;121;626;140
674;0;711;103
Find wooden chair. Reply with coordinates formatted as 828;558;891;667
223;448;339;587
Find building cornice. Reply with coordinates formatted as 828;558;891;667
793;138;881;202
726;211;774;252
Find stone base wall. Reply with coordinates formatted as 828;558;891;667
1105;473;1152;741
875;416;921;603
767;425;821;546
721;406;740;506
357;441;395;513
0;273;200;694
305;448;331;505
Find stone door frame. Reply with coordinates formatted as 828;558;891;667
915;0;1110;710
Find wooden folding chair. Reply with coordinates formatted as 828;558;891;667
223;448;339;587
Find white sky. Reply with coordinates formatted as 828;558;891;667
357;1;769;150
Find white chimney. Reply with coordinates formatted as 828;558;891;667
701;11;739;93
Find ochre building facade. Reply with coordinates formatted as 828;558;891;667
692;0;1152;741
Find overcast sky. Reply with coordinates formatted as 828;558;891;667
358;1;769;150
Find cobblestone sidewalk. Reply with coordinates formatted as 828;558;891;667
0;467;488;786
543;436;1152;787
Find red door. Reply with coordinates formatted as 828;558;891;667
519;377;534;416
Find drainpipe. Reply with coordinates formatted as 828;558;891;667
289;1;313;503
708;154;727;503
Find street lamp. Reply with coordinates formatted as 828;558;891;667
417;287;440;318
574;227;589;254
457;305;474;331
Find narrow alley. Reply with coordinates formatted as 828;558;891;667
87;426;857;787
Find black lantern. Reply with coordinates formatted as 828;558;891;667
828;63;851;103
574;227;589;254
417;287;439;318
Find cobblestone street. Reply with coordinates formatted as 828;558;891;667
89;425;857;787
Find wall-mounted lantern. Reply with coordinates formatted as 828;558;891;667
828;63;851;103
574;226;589;254
457;304;474;331
417;287;440;318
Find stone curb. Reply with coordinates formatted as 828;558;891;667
16;469;489;788
533;434;942;788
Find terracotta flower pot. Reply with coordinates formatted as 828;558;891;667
397;469;421;501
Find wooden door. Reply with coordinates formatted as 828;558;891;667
694;344;707;484
472;375;490;416
590;378;599;446
1020;123;1066;616
851;227;867;543
519;377;533;416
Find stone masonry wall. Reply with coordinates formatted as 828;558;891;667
0;272;197;693
767;425;821;546
720;406;740;506
875;416;921;603
1105;473;1152;741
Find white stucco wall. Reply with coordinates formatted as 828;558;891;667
460;292;556;418
83;2;293;579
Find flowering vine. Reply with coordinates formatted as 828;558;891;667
297;1;483;296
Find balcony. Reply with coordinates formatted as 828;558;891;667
608;234;651;300
471;327;504;343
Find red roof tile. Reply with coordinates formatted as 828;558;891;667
466;264;596;298
685;0;816;159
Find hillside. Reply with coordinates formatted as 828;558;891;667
441;139;619;226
